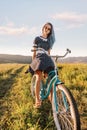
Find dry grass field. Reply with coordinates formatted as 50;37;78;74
0;63;87;130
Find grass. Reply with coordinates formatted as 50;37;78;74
0;63;87;130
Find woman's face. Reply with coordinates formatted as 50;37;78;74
42;24;52;37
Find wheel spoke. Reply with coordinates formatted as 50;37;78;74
52;85;80;130
58;112;74;130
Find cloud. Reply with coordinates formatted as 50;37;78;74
66;23;84;29
52;12;87;23
0;23;38;35
6;21;15;27
51;12;87;29
0;26;27;35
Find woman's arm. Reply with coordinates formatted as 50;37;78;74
48;49;51;55
32;47;36;60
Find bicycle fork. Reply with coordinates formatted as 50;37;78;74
53;77;68;112
52;78;69;130
52;79;61;130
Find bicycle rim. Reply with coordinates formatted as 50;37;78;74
31;75;42;98
31;75;37;98
52;84;81;130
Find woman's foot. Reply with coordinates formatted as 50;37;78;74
48;96;52;103
34;101;42;108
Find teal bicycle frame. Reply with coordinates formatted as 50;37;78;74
40;69;68;112
31;48;71;112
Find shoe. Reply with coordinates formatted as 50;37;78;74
25;68;34;75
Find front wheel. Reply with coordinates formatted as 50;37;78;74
52;84;81;130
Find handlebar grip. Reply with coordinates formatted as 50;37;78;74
66;48;71;53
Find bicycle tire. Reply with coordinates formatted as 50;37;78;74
31;75;37;98
31;75;42;98
52;84;81;130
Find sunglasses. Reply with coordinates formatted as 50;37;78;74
45;26;51;31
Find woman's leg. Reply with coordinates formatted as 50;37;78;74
44;72;53;103
48;88;53;103
34;70;42;106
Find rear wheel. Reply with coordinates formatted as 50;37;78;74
52;84;81;130
31;75;42;98
31;75;37;98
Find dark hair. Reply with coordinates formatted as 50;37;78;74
42;22;55;48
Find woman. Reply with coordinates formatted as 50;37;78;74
27;22;55;108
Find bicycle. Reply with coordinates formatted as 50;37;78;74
31;48;81;130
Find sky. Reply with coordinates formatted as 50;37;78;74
0;0;87;57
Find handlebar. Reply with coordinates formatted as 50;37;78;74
52;48;71;62
31;48;71;62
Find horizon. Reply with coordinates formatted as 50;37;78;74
0;0;87;57
0;53;87;58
